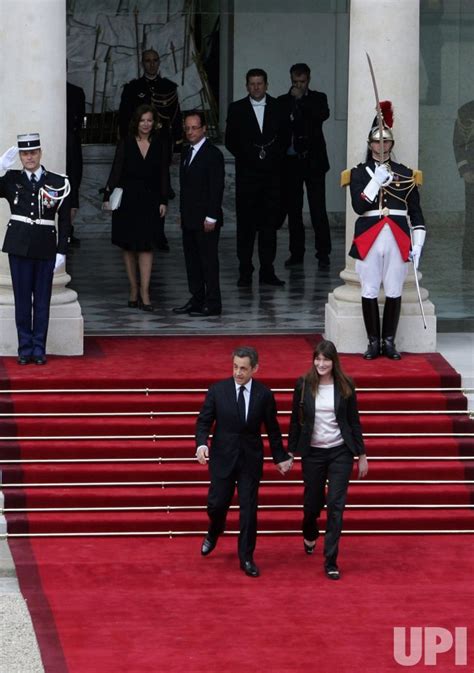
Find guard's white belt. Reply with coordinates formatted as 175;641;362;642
363;209;407;217
10;215;55;226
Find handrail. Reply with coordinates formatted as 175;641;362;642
0;386;472;394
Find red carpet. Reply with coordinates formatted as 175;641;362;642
1;335;473;535
2;336;474;672
8;534;474;673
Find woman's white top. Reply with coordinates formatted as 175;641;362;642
310;384;343;448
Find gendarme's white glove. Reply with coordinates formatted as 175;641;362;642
0;146;18;172
410;229;426;270
362;164;393;202
54;254;66;272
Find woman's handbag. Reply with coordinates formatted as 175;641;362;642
109;187;123;210
298;378;306;426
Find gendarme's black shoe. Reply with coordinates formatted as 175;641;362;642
201;537;217;556
303;539;316;555
240;560;260;577
382;337;401;360
33;355;47;365
17;355;31;365
363;338;380;360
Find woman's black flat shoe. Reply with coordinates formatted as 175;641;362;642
303;540;316;555
140;302;154;312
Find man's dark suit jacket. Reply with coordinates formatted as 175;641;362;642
224;95;288;176
287;378;365;457
179;140;225;229
196;377;289;480
278;88;330;173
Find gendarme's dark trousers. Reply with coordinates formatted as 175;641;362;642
281;155;331;261
207;453;260;563
9;254;55;357
301;443;354;565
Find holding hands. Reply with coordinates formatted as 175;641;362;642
277;453;294;475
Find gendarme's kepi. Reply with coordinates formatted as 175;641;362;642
17;133;41;151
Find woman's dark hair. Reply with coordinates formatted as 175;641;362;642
305;339;354;399
129;104;160;138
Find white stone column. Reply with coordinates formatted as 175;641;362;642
325;0;436;352
0;0;83;356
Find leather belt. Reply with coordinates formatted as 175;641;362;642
10;215;55;226
362;209;407;217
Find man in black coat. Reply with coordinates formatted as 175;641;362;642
278;63;331;269
0;134;71;365
66;80;85;246
173;110;225;317
225;68;288;287
195;346;293;576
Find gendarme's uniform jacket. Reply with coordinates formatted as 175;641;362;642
0;168;71;260
348;159;425;262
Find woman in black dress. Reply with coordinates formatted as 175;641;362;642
288;340;368;580
104;104;169;310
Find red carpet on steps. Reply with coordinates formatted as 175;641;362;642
8;535;474;673
0;334;463;388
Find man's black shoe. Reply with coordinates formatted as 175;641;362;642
237;275;252;287
201;537;217;556
33;355;47;365
240;560;260;577
189;307;222;317
259;274;285;286
172;300;199;315
284;256;304;268
325;564;340;580
17;355;31;365
318;256;330;270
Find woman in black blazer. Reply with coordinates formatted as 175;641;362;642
288;340;368;580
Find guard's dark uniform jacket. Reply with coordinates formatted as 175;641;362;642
348;159;425;262
0;168;71;259
118;75;183;152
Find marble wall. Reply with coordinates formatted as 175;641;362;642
66;0;206;115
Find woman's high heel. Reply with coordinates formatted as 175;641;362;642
138;295;154;312
128;300;139;308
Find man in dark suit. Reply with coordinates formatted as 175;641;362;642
225;68;288;287
278;63;331;269
173;110;225;317
0;134;71;365
195;346;293;577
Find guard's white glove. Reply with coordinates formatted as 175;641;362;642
0;146;18;172
362;164;393;202
54;254;65;272
409;229;426;270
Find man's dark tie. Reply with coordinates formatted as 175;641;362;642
238;385;246;422
184;145;193;169
30;174;37;184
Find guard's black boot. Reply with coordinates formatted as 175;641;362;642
361;297;380;360
381;296;402;360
